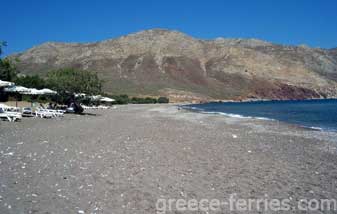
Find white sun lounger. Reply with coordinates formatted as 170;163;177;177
0;107;21;122
0;108;12;121
46;109;65;117
35;108;54;118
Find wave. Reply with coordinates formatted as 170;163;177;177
183;107;328;131
181;106;273;121
299;125;324;131
201;111;274;121
307;126;324;131
180;101;337;132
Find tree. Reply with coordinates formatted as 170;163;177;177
46;68;102;95
0;41;7;56
0;58;17;81
15;75;47;89
0;42;17;81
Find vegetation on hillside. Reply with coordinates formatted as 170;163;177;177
105;94;169;104
1;41;169;104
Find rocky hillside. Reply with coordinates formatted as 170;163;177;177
10;29;337;102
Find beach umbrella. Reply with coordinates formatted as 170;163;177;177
100;97;115;102
38;88;57;95
4;86;30;107
0;80;14;88
4;86;30;93
21;88;57;95
25;88;44;95
23;88;57;107
90;95;102;101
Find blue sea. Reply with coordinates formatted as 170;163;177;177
183;99;337;131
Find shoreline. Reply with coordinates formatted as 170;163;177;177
179;100;337;133
195;97;337;104
180;105;326;132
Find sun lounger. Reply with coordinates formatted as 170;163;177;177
6;111;22;121
35;108;54;118
0;108;12;121
46;109;65;117
0;107;21;122
22;107;34;117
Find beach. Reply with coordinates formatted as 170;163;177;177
1;104;337;213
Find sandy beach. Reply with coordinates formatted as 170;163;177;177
1;104;337;213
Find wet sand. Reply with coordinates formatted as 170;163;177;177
0;104;337;213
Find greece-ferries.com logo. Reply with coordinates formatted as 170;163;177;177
155;195;337;213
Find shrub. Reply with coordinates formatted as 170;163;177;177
110;94;129;104
157;97;169;103
130;97;157;104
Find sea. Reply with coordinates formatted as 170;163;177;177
183;99;337;132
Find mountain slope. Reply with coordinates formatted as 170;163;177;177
10;29;337;102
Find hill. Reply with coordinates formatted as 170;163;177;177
10;29;337;102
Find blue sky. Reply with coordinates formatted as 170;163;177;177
2;0;337;56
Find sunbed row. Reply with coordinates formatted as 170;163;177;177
0;105;66;122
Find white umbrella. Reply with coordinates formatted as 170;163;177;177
25;88;44;95
4;86;31;107
38;88;57;95
90;95;102;101
13;88;57;95
0;80;14;88
4;86;30;93
100;97;115;102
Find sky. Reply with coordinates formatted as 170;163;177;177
1;0;337;56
